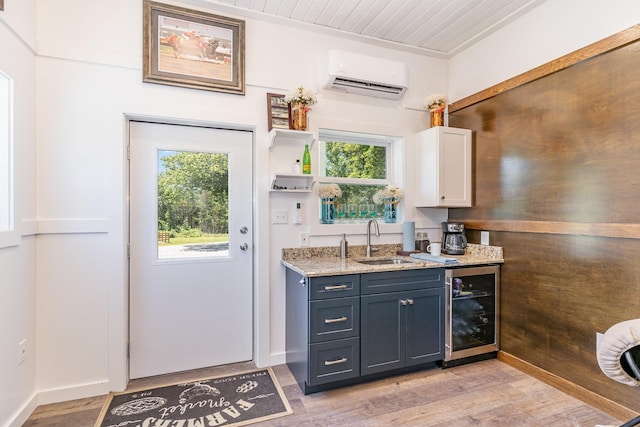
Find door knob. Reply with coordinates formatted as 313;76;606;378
240;226;248;234
240;243;249;251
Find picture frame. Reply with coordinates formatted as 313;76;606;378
0;0;4;11
143;0;245;94
267;93;292;131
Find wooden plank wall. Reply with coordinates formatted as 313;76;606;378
448;24;640;414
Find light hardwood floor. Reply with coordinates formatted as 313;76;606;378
24;359;622;426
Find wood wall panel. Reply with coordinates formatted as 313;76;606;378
449;27;640;414
452;40;640;224
470;230;640;412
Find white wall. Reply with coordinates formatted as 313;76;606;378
0;1;38;426
7;0;640;424
448;0;640;101
26;0;448;417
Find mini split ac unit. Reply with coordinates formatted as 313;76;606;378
323;50;409;100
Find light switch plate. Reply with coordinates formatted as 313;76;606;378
272;209;288;224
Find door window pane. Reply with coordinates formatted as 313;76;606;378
156;150;229;259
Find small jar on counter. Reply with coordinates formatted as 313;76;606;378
415;232;430;252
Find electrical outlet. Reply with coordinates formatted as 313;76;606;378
18;339;26;365
481;231;490;245
272;209;288;224
300;232;309;247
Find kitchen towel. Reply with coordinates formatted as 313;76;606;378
402;221;415;252
410;252;459;264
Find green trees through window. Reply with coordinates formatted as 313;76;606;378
157;150;229;237
320;131;395;221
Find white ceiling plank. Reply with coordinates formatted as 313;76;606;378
249;0;268;12
374;0;435;41
337;1;376;32
325;1;361;28
302;0;331;23
316;0;346;27
429;0;511;52
205;0;548;57
233;0;253;9
262;0;284;14
349;0;395;35
404;0;476;48
276;0;299;17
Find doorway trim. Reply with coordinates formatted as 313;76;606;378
123;113;266;381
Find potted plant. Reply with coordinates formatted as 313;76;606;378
285;86;317;131
424;93;448;127
373;185;404;223
318;183;342;224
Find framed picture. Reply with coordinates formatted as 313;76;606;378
143;0;245;94
0;0;4;11
267;93;292;131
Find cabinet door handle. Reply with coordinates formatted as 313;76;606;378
400;299;408;306
324;357;348;366
324;284;348;291
407;299;414;305
325;316;348;324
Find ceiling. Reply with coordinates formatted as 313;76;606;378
205;0;548;57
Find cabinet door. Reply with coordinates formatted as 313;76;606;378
360;292;405;376
405;288;445;367
415;126;472;207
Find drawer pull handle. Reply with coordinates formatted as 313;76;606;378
325;316;348;324
324;357;348;366
324;284;348;291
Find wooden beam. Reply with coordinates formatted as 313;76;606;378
461;219;640;240
449;23;640;113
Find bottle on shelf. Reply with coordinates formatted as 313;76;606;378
302;144;311;174
293;159;301;174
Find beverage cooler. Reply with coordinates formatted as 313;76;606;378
443;265;500;366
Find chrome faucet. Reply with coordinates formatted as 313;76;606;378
366;219;380;257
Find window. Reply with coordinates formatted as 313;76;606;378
0;71;12;234
318;129;398;223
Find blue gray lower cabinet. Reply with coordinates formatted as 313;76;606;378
285;267;445;394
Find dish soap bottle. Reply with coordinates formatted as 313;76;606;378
302;144;311;174
340;233;348;259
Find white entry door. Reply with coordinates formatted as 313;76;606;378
129;121;253;379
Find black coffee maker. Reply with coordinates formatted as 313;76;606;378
441;221;467;255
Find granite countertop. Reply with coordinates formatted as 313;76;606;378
281;243;503;277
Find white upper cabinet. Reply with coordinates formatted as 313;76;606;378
415;126;472;208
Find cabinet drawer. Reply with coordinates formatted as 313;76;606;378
309;297;360;343
361;269;444;295
309;275;360;300
308;338;360;386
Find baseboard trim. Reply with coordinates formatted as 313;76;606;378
36;379;115;406
7;392;38;427
498;351;639;421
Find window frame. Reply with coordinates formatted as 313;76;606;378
310;128;404;234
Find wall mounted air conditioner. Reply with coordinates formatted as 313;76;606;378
323;50;409;100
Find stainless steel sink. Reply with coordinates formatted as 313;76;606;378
355;257;415;265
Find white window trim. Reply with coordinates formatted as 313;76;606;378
309;129;404;236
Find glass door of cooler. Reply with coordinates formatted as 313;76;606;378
445;265;500;361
